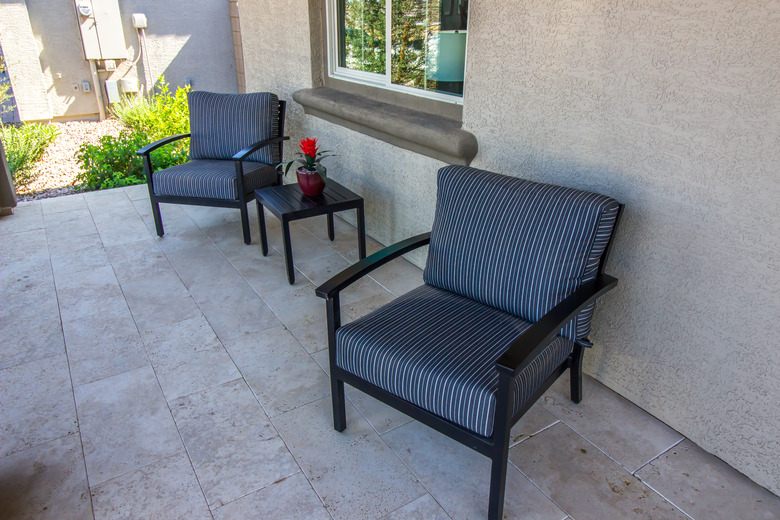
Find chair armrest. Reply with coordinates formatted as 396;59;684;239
315;232;431;300
232;136;290;162
496;274;618;376
136;133;191;156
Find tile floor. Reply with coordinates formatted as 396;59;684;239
1;185;779;520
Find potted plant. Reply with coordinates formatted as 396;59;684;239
280;137;334;196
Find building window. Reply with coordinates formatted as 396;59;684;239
328;0;468;101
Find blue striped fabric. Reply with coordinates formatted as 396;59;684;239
423;166;619;342
153;160;277;200
336;284;573;437
188;91;280;164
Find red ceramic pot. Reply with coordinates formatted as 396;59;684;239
296;168;326;196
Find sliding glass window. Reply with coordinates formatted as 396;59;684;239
331;0;468;100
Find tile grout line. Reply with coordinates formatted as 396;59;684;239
47;199;97;520
190;205;335;519
113;189;216;519
632;437;685;475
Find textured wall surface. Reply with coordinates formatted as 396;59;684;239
4;0;237;120
463;0;780;494
0;0;52;121
240;0;780;493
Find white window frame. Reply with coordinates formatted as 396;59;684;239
325;0;466;105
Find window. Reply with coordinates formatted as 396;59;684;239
328;0;468;101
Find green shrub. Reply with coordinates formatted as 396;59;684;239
75;131;188;191
110;78;190;141
76;78;191;192
0;123;59;188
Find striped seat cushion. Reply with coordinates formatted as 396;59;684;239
336;284;573;437
188;91;280;164
153;160;277;200
423;166;620;342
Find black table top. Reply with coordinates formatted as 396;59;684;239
255;180;363;220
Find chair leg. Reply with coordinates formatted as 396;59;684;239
331;377;347;432
488;449;509;520
240;202;251;245
570;343;585;403
151;199;164;237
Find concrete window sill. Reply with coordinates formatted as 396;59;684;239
292;88;478;165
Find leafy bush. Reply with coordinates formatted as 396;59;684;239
76;78;191;192
110;78;190;140
75;131;187;191
0;123;59;188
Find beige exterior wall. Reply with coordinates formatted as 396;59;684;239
0;0;52;121
240;0;780;494
1;0;238;121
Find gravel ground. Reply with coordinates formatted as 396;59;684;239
17;119;125;201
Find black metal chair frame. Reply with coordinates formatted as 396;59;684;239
315;206;622;520
136;100;289;245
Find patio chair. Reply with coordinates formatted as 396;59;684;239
315;165;622;519
137;91;288;244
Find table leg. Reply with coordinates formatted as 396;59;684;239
357;204;367;259
256;201;268;256
281;216;295;284
327;212;335;241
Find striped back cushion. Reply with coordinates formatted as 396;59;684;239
423;165;620;342
188;91;280;164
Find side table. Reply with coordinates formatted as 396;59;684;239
255;181;367;284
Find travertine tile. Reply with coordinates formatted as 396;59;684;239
509;422;689;520
87;193;152;247
90;451;211;520
509;404;559;446
165;244;239;288
540;373;683;472
0;203;44;235
55;265;128;323
40;192;87;214
0;354;77;457
347;390;413;435
46;231;104;257
224;326;330;417
104;239;172;283
299;214;383;262
171;379;298;508
296;252;392;305
122;183;149;201
384;421;566;520
213;472;330;520
381;494;451;520
120;274;202;332
272;396;425;520
44;208;97;238
75;365;182;486
0;228;49;264
368;256;425;297
342;291;396;321
141;315;240;400
50;243;111;277
62;308;148;386
267;221;338;264
636;439;780;519
187;276;280;342
0;434;92;520
0;305;65;370
261;283;330;353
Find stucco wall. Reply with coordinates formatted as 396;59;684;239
0;0;52;121
239;0;780;494
4;0;237;121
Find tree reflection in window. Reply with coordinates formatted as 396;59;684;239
337;0;467;97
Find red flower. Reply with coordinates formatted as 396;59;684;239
299;138;318;158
